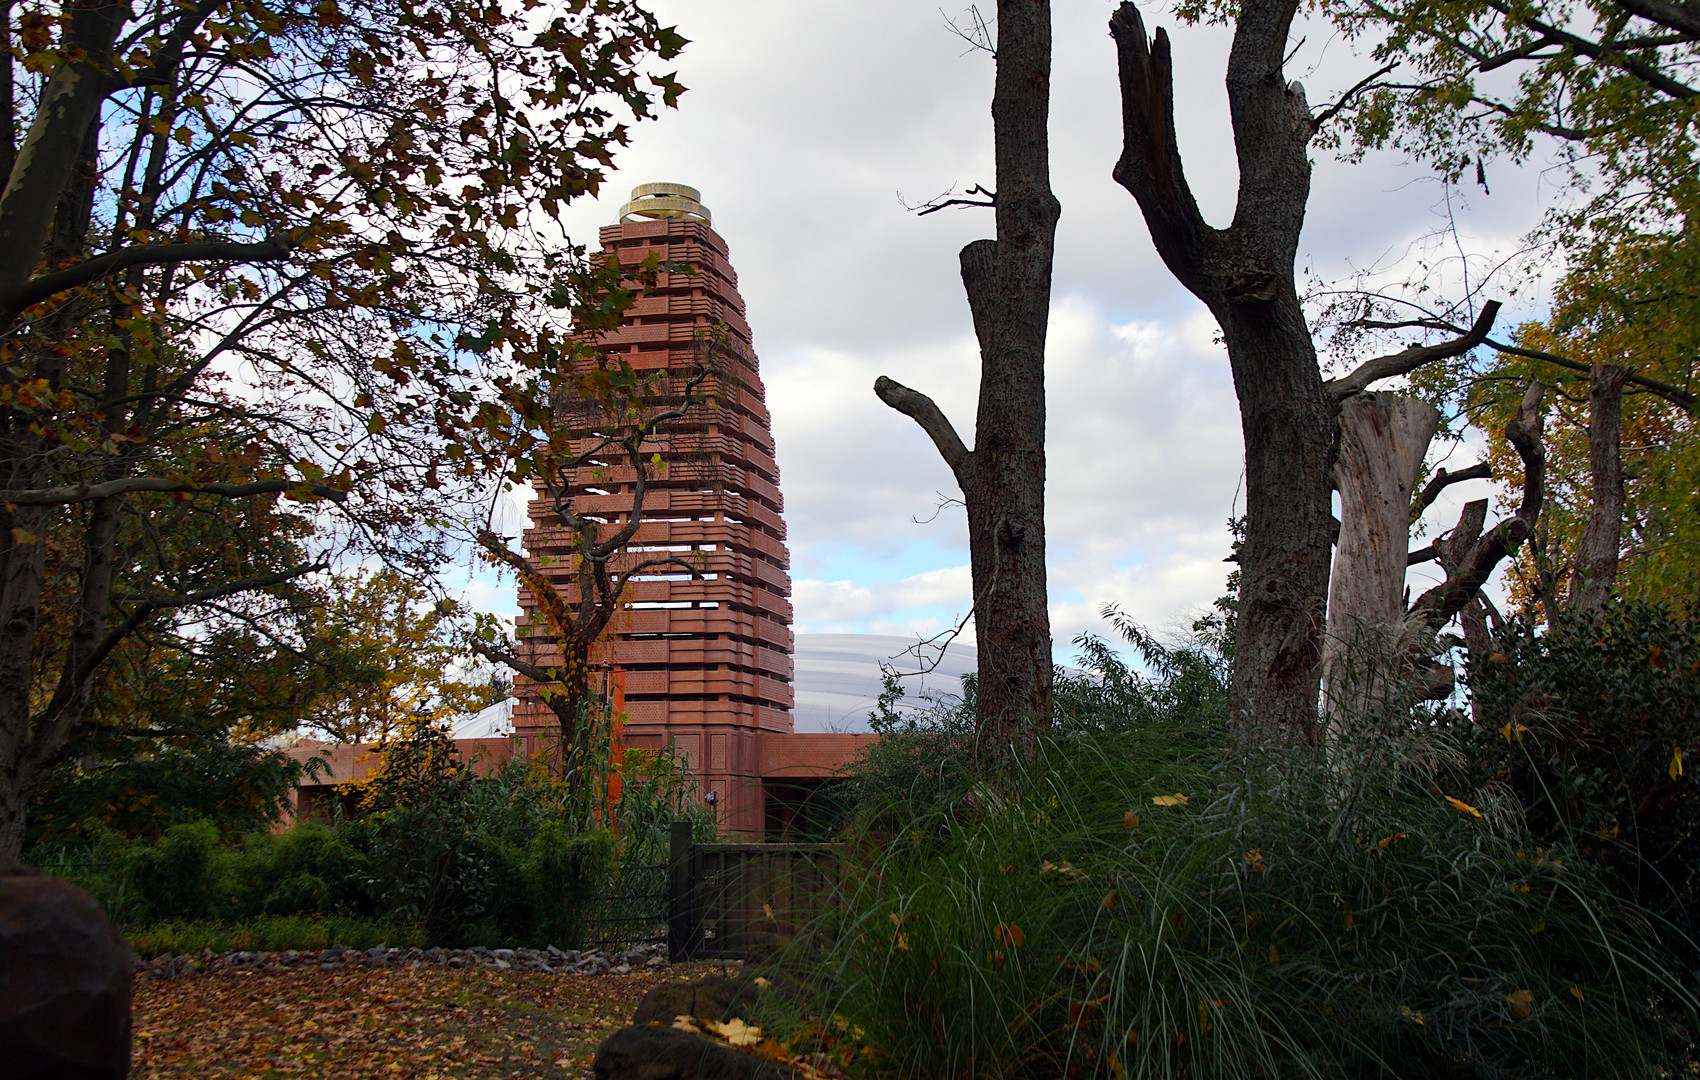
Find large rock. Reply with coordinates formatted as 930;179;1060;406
0;852;132;1079
631;974;762;1027
592;1024;796;1080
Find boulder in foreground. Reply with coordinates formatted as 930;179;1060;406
593;1023;797;1080
0;852;132;1079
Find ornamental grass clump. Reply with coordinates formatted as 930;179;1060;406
781;705;1695;1078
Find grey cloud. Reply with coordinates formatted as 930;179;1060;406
519;0;1549;658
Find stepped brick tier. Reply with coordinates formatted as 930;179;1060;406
511;183;833;835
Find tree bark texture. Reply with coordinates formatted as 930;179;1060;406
0;0;125;312
1322;392;1439;721
1111;0;1335;740
1570;363;1632;612
876;0;1060;747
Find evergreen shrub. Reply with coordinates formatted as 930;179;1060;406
32;717;711;948
1467;601;1700;927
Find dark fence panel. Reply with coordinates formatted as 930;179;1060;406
668;820;838;961
582;860;669;951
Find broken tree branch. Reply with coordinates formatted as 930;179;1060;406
1407;382;1546;632
874;375;971;476
1413;461;1493;515
1109;3;1216;295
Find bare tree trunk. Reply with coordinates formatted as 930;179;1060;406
876;0;1060;748
1571;363;1632;612
1322;392;1439;721
1111;0;1335;741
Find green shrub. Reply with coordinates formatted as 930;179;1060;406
849;613;1227;826
1468;601;1700;927
125;915;425;956
25;720;315;849
223;822;371;918
781;716;1695;1079
31;715;711;948
346;721;492;940
486;823;616;948
104;820;225;923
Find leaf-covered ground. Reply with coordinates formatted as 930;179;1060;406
132;961;726;1079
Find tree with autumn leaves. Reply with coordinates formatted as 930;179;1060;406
0;0;685;856
1308;0;1700;620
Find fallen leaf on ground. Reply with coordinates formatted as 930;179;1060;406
131;959;724;1079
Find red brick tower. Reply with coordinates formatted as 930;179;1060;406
512;183;794;834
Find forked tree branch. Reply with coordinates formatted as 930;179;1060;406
1310;61;1399;129
607;557;704;617
469;641;552;687
477;528;579;642
1327;301;1501;399
1412;461;1493;515
40;558;326;741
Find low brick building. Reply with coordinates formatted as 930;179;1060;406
282;731;870;838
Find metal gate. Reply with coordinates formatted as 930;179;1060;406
666;820;837;960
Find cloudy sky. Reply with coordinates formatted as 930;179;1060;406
469;0;1561;662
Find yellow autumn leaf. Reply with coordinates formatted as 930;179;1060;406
1041;859;1085;879
1670;746;1684;780
1506;989;1534;1019
1100;891;1118;912
1267;942;1279;963
1153;793;1189;807
1569;985;1585;1001
1501;720;1528;742
708;1018;764;1047
1446;796;1483;819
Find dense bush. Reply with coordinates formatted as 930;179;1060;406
484;823;616;948
784;612;1696;1079
32;718;712;948
783;719;1693;1079
1468;601;1700;927
850;609;1227;820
